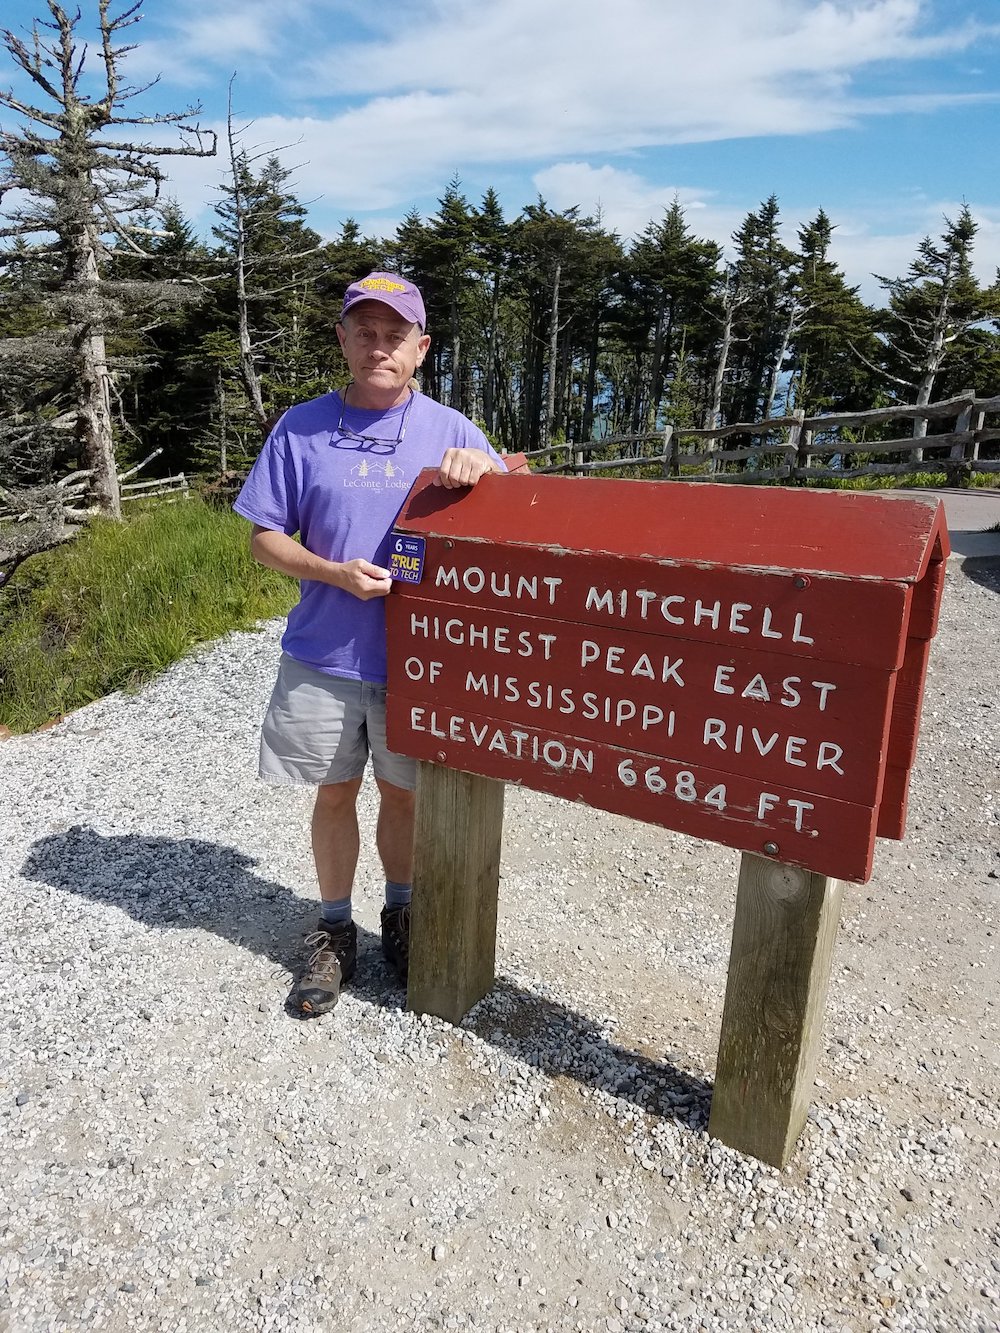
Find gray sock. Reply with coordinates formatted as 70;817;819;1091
320;898;352;926
384;880;412;910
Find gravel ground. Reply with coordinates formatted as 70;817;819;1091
1;559;998;1333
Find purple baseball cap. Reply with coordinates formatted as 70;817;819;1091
341;271;426;330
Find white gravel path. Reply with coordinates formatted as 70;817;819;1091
1;559;998;1333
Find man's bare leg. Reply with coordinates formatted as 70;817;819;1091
311;777;364;901
296;778;364;1015
375;777;416;983
374;777;416;884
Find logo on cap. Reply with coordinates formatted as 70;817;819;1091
359;278;406;295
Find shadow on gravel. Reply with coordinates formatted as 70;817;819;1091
23;825;712;1129
22;825;324;975
958;555;1000;595
460;981;713;1133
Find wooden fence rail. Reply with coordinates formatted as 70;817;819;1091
1;450;190;585
531;391;1000;486
120;473;189;501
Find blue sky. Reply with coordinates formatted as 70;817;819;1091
3;0;999;303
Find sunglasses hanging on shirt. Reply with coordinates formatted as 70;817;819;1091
331;386;414;455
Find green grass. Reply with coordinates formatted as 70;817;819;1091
549;463;998;489
0;497;297;733
811;471;997;492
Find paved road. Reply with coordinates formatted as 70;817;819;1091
917;487;1000;561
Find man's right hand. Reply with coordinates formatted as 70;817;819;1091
334;558;392;600
249;528;392;600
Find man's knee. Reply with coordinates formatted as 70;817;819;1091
314;778;363;815
376;779;416;816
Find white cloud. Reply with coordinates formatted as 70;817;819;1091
127;1;1000;163
32;0;995;307
329;0;926;94
122;0;320;90
830;202;1000;301
138;119;1000;312
529;162;1000;304
532;162;744;245
302;0;998;148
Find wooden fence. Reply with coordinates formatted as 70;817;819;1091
524;390;1000;487
0;448;191;587
70;448;190;506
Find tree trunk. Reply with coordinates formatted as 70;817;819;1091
913;313;949;441
226;107;267;436
648;300;673;430
77;325;119;517
704;282;738;474
706;290;736;432
543;260;562;447
581;312;600;443
556;325;573;441
630;350;645;436
483;272;501;435
523;308;545;450
235;219;266;433
218;368;228;474
498;357;517;451
71;210;120;518
763;300;800;423
449;288;462;413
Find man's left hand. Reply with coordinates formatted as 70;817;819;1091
434;448;501;489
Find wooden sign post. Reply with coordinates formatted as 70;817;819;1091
386;474;949;1167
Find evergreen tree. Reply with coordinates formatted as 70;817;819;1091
570;214;624;444
104;200;217;474
422;177;481;414
727;196;798;425
786;209;877;415
509;200;590;447
876;206;999;432
210;123;324;436
0;0;215;514
472;188;510;437
701;265;749;437
618;199;721;432
0;239;69;484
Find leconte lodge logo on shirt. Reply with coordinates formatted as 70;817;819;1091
343;458;409;490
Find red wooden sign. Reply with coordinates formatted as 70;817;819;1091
403;542;913;671
394;602;894;803
385;473;949;884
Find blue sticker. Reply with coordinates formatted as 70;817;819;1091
389;533;426;584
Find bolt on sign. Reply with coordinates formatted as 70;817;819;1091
386;474;948;885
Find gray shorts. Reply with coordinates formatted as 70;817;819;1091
259;654;417;790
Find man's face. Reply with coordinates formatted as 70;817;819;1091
336;301;430;407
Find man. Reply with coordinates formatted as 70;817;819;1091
234;272;505;1016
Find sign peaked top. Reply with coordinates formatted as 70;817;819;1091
397;473;950;584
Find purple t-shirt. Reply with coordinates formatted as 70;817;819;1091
234;390;504;683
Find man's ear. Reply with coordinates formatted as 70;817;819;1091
416;332;431;366
335;322;347;351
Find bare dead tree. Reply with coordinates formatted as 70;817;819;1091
703;269;750;442
0;0;216;518
762;295;809;422
0;476;86;588
210;82;325;436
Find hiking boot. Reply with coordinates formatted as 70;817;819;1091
381;904;410;984
295;919;357;1016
